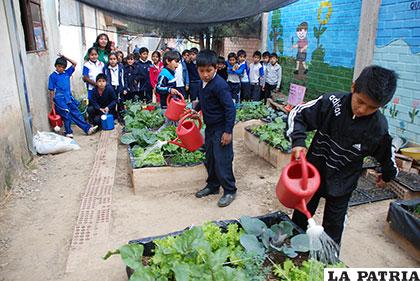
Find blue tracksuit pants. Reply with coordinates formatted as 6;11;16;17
54;96;91;135
204;128;236;194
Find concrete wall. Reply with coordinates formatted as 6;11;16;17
266;0;362;100
373;0;420;144
0;1;30;190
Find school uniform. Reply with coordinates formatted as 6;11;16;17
217;68;228;81
83;60;105;99
195;74;236;195
288;92;398;245
136;59;153;103
264;63;282;101
156;67;177;108
104;63;125;120
175;59;190;98
149;61;163;103
87;85;117;127
238;61;251;101
124;64;143;101
249;62;265;101
48;66;91;135
226;63;241;103
186;61;200;101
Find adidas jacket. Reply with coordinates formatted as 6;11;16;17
287;92;398;197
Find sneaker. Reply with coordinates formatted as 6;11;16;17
65;134;74;138
87;125;98;135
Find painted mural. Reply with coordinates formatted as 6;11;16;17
267;0;361;100
373;0;420;144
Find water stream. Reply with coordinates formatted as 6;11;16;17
137;140;168;163
307;218;340;264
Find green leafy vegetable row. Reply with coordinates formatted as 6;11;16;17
236;102;269;122
124;101;165;131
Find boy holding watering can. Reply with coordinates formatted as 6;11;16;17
287;65;398;247
192;50;237;207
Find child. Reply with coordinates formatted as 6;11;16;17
87;74;117;127
249;51;265;101
182;49;190;64
174;51;190;98
193;49;236;207
263;53;282;102
137;47;153;103
287;65;398;247
216;56;228;81
103;52;125;121
226;52;241;103
186;47;201;101
124;54;143;102
156;51;181;108
149;51;163;103
116;51;124;64
260;51;271;101
48;55;97;138
84;33;111;64
292;22;309;74
237;49;251;101
83;47;105;99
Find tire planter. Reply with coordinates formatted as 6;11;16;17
128;145;207;194
244;126;290;169
386;199;420;250
126;211;303;278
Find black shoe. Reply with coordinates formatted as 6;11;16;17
304;69;308;74
218;193;236;207
293;70;298;74
195;187;219;198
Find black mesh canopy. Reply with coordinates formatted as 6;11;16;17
76;0;296;25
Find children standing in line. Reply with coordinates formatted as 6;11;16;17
226;52;241;103
237;50;251;101
174;51;190;98
124;54;143;102
87;73;117;128
186;47;201;101
216;56;228;81
136;47;153;103
83;47;105;99
193;49;236;207
249;51;265;101
156;51;181;108
149;51;163;103
103;52;125;121
263;53;282;102
48;55;97;138
288;65;398;247
260;51;271;101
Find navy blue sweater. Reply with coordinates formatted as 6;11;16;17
195;74;236;133
136;60;152;90
90;85;117;111
186;61;200;82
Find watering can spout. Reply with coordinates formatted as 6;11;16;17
296;199;312;220
169;138;187;149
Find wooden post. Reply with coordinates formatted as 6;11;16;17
353;0;381;80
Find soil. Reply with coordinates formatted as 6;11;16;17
395;171;420;191
0;127;418;281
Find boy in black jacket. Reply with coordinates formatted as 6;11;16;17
136;47;153;103
87;73;117;127
288;65;398;247
193;50;237;207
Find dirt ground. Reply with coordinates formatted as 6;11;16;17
0;127;418;281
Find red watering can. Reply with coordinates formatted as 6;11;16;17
165;91;187;121
276;151;320;219
48;93;63;128
169;113;204;152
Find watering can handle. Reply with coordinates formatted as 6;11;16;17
179;113;202;130
300;151;309;190
166;90;185;105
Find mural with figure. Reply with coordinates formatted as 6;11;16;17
373;0;420;144
267;0;361;100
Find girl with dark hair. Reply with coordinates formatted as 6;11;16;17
84;33;111;64
149;51;163;103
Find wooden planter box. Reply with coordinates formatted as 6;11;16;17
128;146;207;194
233;119;265;140
244;126;290;169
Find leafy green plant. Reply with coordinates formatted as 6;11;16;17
171;150;205;165
124;102;165;131
132;146;165;168
236;102;269;122
273;258;345;281
239;216;312;259
251;118;291;151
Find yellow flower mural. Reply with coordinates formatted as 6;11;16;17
317;1;333;25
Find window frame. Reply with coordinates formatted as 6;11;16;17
20;0;47;53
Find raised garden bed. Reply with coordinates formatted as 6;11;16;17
103;211;344;280
233;119;265;140
386;199;420;262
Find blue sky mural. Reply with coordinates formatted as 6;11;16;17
267;0;362;68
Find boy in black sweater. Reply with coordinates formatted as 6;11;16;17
87;73;117;127
288;65;398;247
193;50;237;207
